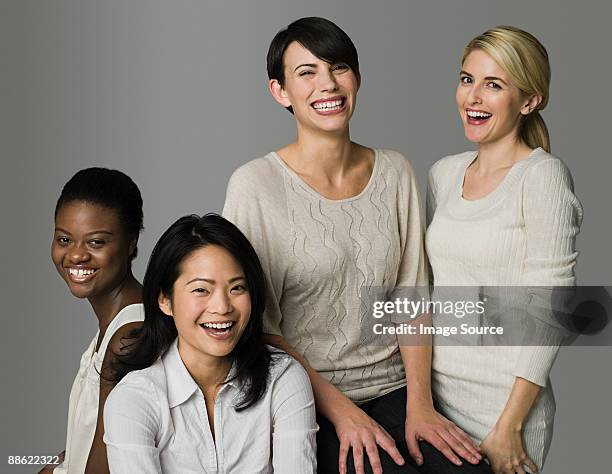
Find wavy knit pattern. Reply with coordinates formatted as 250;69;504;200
425;148;583;470
223;149;428;402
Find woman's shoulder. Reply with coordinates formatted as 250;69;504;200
108;357;165;407
376;148;416;176
265;346;309;381
522;148;575;183
429;150;475;178
227;153;284;189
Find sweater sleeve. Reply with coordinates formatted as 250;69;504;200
222;163;286;336
389;152;429;322
513;158;583;386
426;165;438;228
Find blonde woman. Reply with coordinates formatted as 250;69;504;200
426;27;582;473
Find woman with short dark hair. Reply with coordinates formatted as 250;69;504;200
48;167;145;474
224;16;490;474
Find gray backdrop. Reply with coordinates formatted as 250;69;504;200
1;0;610;472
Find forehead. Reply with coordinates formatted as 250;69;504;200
283;41;324;69
55;201;122;231
178;245;244;280
462;49;508;78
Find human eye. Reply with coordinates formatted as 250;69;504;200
298;69;314;77
332;63;349;72
55;236;71;246
191;287;210;295
230;283;248;294
486;81;502;90
459;75;472;85
88;238;106;248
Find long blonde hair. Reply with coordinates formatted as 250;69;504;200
463;26;551;152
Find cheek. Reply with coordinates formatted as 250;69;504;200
455;87;466;108
51;246;64;270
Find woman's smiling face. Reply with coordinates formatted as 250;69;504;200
456;49;533;146
51;201;135;300
270;41;360;133
158;244;251;364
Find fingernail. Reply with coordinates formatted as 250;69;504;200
416;457;423;465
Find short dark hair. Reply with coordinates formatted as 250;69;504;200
112;213;275;411
55;167;144;259
267;17;360;111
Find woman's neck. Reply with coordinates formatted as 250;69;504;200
282;125;355;179
475;134;533;175
89;272;143;336
178;341;233;393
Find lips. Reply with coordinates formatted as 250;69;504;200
66;267;98;283
311;96;346;115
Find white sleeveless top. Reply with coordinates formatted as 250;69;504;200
54;303;144;474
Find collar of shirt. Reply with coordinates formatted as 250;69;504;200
163;338;240;409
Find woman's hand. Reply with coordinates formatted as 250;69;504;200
333;399;405;474
480;424;538;473
405;402;482;467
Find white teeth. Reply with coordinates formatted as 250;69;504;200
202;322;234;329
69;268;95;277
467;110;492;118
313;99;344;111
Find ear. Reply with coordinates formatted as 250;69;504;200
128;236;138;259
269;78;292;108
158;291;173;317
521;93;542;116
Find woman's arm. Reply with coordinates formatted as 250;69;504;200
103;375;162;474
270;359;318;473
399;325;482;468
37;451;64;474
394;154;482;466
264;335;405;474
84;323;141;474
480;378;540;473
483;158;583;473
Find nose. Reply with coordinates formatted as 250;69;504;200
317;67;339;93
208;289;232;315
68;243;91;264
466;84;482;105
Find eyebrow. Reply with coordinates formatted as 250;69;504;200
185;276;246;285
294;63;318;72
54;227;113;236
460;70;508;85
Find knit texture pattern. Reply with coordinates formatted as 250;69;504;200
426;148;583;470
223;149;428;402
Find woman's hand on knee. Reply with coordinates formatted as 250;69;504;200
405;404;482;467
480;424;538;474
334;402;405;474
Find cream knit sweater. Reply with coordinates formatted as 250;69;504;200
426;147;583;470
223;149;428;402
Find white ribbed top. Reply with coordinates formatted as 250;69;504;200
425;148;583;470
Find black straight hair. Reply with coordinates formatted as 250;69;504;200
55;167;144;259
267;17;360;113
112;213;275;411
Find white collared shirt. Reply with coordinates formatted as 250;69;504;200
103;339;317;473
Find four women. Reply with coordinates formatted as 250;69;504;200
47;18;580;474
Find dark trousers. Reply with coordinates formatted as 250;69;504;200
316;387;492;474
